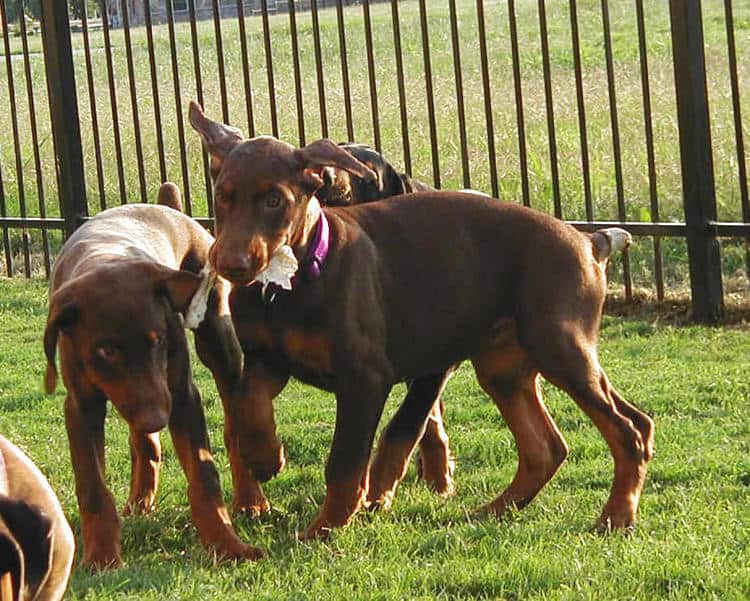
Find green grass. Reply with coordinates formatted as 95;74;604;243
0;0;749;294
1;277;749;599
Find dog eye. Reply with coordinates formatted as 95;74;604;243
96;345;120;363
265;194;283;209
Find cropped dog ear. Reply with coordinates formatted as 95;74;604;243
296;139;377;183
0;497;54;601
188;101;244;177
43;286;79;395
149;265;205;314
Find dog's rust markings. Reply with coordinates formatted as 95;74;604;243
190;102;654;542
44;196;262;568
414;404;455;495
0;572;13;601
282;329;332;374
123;431;161;516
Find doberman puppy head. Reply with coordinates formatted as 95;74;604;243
188;102;376;285
43;262;203;433
316;144;408;206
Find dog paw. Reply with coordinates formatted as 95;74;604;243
365;490;394;512
83;550;124;571
594;508;637;534
298;518;332;542
218;542;266;562
233;498;271;519
122;496;156;517
416;450;456;496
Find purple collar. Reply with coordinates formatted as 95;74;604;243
263;211;330;304
291;210;330;286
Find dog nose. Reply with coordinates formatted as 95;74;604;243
216;254;254;284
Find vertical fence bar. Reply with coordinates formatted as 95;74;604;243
362;0;381;152
188;0;214;213
449;0;470;189
336;0;354;142
417;0;440;187
507;0;529;206
0;161;11;276
601;0;631;299
144;0;168;185
390;0;411;175
310;0;328;139
40;0;88;239
723;0;750;274
237;0;257;138
260;0;279;138
101;0;128;204
635;0;665;300
165;0;193;214
669;0;723;322
211;0;230;124
119;0;148;203
18;4;51;276
569;0;593;221
288;0;305;145
1;2;31;276
81;3;107;210
538;0;561;218
476;0;498;198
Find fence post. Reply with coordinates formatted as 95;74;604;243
40;0;88;238
669;0;723;323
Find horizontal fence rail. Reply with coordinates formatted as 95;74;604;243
0;0;747;322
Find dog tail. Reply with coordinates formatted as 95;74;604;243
157;182;183;212
590;227;632;262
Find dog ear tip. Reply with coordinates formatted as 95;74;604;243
188;101;204;124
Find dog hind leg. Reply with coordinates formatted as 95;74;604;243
527;328;653;531
472;347;569;517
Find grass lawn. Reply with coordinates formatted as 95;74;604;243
0;0;749;293
1;277;748;599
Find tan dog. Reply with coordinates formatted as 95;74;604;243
0;435;74;601
190;103;654;543
43;187;264;568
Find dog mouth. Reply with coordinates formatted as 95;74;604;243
220;267;259;286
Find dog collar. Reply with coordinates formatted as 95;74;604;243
264;212;330;304
292;211;330;286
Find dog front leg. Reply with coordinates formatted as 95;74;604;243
123;430;161;516
168;379;265;561
64;394;122;570
301;370;392;540
229;360;290;489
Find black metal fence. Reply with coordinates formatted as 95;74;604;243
0;0;748;323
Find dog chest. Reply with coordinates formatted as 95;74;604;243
238;318;333;378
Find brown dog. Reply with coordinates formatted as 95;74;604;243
190;103;654;541
43;188;264;568
317;143;455;496
0;435;74;601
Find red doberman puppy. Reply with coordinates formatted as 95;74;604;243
0;435;74;601
317;143;455;496
190;103;655;541
43;186;263;568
